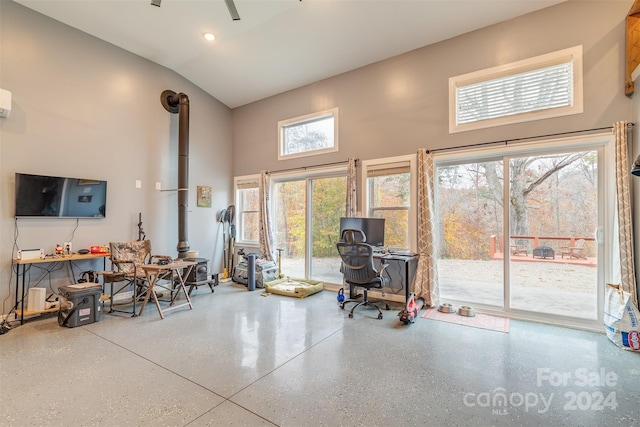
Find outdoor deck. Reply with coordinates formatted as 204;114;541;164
490;251;596;267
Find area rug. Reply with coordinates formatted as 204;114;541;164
421;308;510;333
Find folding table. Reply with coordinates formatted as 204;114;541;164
138;260;196;319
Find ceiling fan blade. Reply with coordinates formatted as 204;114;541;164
225;0;241;21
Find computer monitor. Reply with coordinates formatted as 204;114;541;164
339;217;385;247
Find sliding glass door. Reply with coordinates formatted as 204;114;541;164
436;160;505;308
508;151;598;320
436;142;604;325
273;171;346;284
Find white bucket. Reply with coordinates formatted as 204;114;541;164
187;250;199;259
28;287;47;312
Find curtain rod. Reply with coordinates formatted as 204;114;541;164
426;123;635;154
266;159;358;175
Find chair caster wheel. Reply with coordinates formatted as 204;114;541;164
385;304;391;310
378;313;383;319
348;313;353;318
340;303;345;310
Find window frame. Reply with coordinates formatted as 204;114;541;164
361;154;417;251
234;174;260;245
270;165;348;282
277;108;339;161
449;45;583;134
433;132;614;331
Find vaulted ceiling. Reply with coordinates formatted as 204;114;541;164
15;0;566;108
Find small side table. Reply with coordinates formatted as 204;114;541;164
139;260;195;319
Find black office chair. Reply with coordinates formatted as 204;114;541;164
336;228;390;319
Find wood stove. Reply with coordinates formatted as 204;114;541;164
183;257;216;294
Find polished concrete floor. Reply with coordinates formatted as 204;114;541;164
1;282;639;426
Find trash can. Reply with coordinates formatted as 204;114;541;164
246;253;257;291
58;284;101;328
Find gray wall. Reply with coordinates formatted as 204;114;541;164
1;0;636;316
0;1;232;313
232;0;633;176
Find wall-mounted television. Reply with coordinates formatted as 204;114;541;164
339;217;385;247
15;173;107;218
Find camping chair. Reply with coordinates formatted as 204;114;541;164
336;229;390;319
101;241;172;316
560;239;586;260
510;239;528;256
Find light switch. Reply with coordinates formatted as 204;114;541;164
155;182;162;190
136;180;142;189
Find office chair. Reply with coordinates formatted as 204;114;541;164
336;228;390;319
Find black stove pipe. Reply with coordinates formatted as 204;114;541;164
161;90;190;258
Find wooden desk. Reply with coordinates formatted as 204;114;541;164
138;260;195;319
12;253;109;324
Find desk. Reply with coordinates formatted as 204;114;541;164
369;253;419;302
12;253;109;324
138;260;195;319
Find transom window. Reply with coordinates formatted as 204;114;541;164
449;46;583;133
278;108;338;160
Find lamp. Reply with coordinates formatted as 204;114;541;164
632;155;640;176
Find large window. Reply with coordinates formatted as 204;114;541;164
234;175;259;243
449;46;583;133
278;108;338;160
362;155;416;251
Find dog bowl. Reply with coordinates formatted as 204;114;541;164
457;305;476;317
438;303;455;313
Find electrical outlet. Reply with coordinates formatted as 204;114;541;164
136;180;142;189
155;182;161;190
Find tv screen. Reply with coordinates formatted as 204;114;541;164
15;173;107;218
340;217;385;247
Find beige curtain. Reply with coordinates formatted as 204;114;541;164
414;149;439;306
346;157;357;217
259;171;274;261
614;121;638;307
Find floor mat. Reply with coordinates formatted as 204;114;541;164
421;308;510;333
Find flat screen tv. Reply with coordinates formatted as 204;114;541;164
339;217;385;247
15;173;107;218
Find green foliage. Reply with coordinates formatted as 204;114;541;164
274;176;346;259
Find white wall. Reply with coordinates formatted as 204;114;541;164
0;1;233;313
232;1;633;176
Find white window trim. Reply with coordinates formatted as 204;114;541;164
361;154;417;251
234;174;260;245
277;108;339;161
449;45;584;134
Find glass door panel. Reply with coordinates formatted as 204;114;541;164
310;176;346;283
273;175;346;283
437;160;505;308
508;151;598;320
273;180;306;278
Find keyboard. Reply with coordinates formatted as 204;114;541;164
389;251;418;257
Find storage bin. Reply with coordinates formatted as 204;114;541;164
58;284;101;328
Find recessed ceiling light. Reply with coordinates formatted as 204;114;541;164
203;32;215;41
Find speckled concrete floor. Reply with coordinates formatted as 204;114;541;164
1;283;638;426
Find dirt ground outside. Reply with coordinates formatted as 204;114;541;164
279;256;599;320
